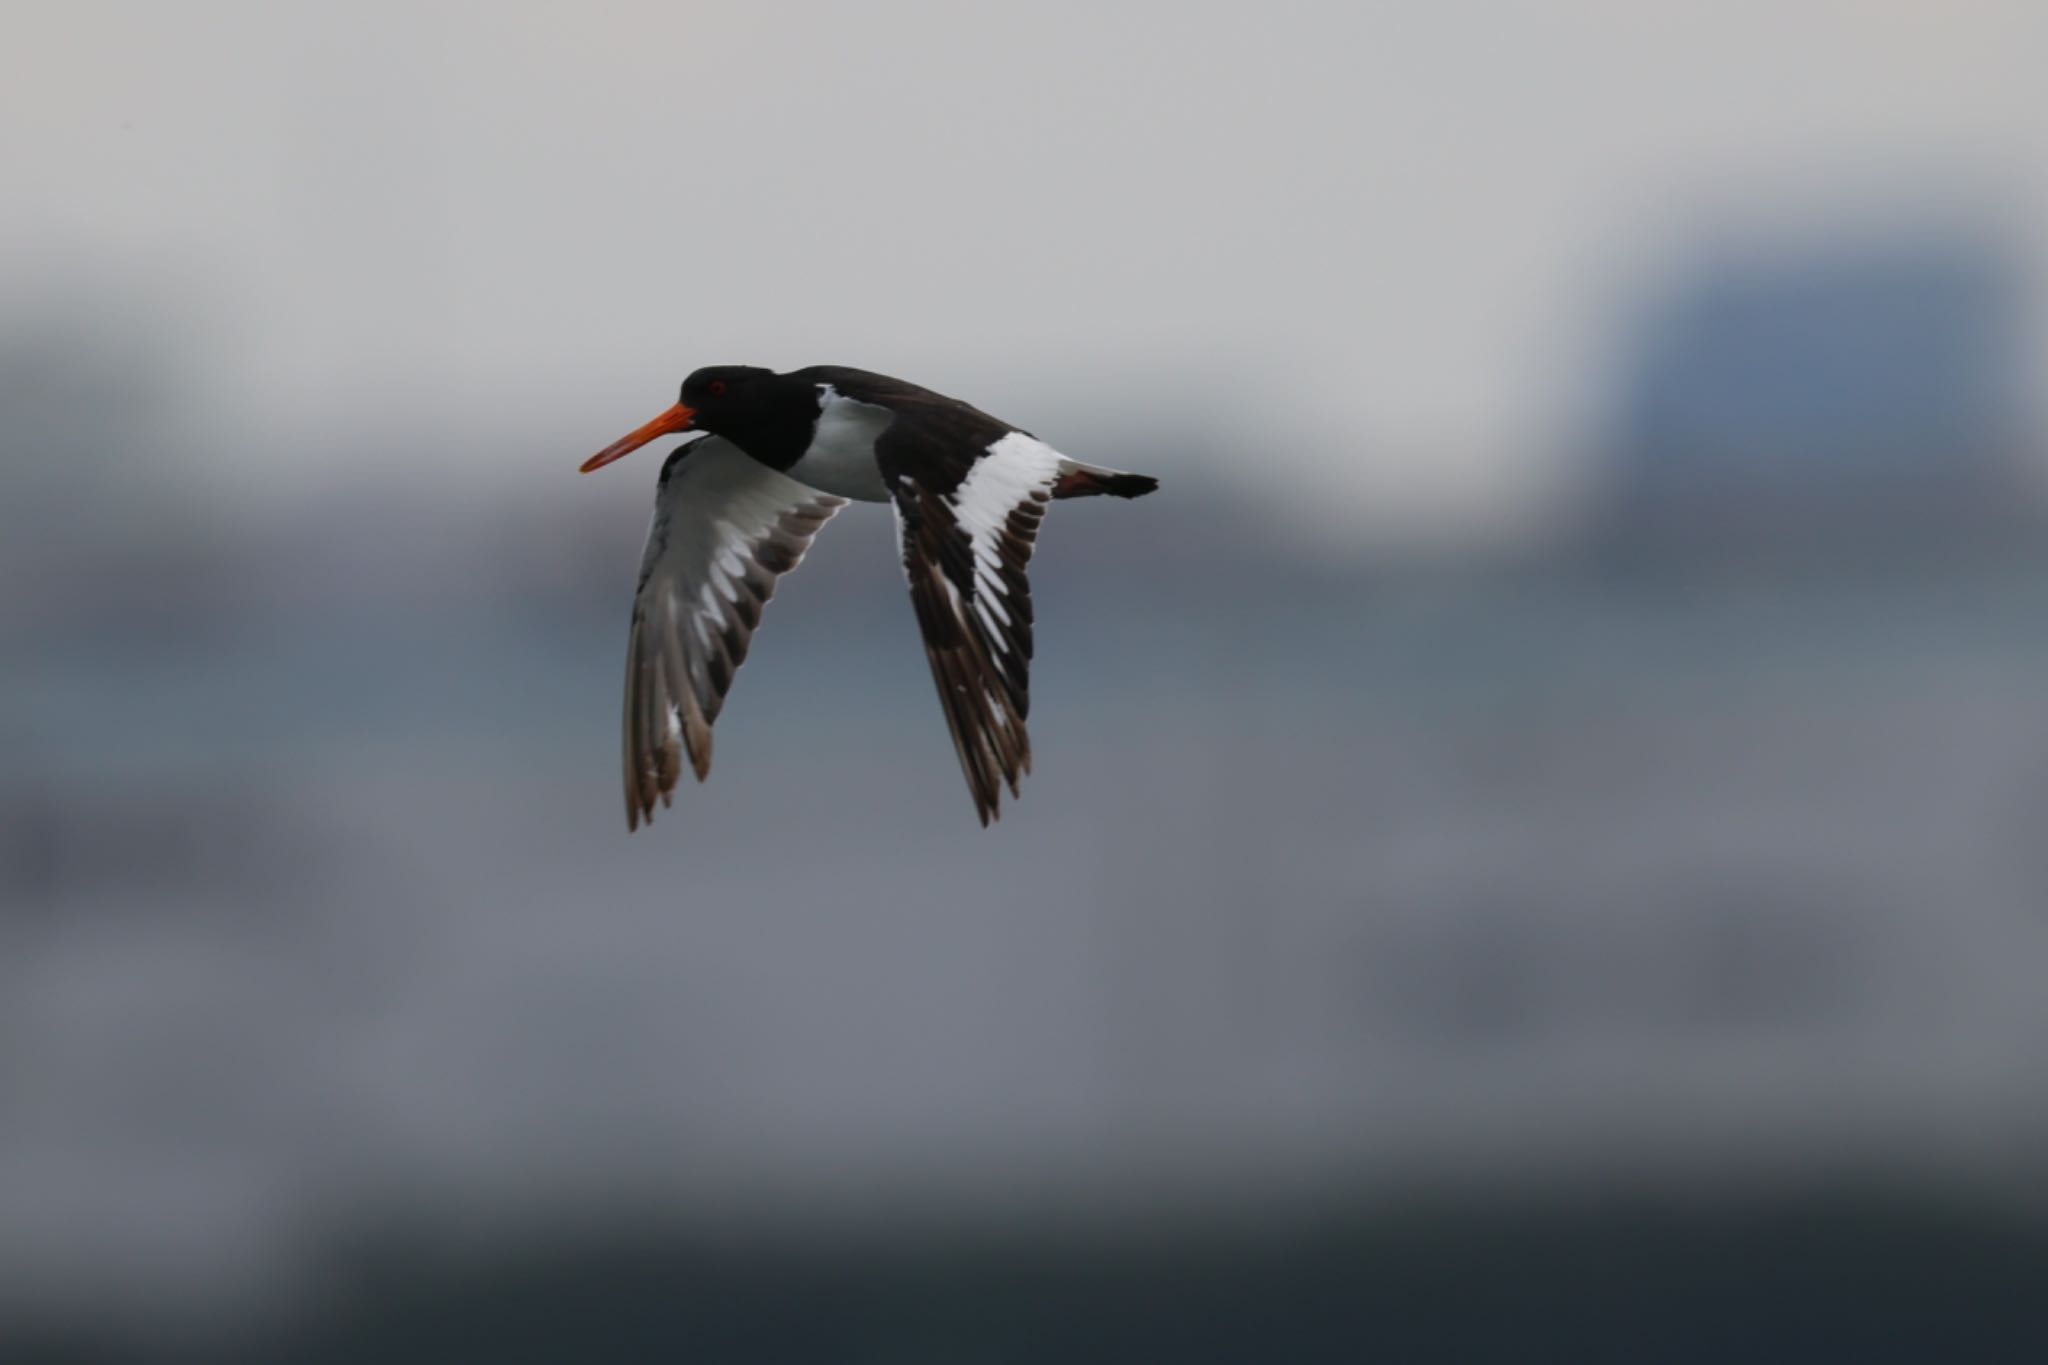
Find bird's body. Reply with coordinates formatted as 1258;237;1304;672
786;382;894;500
581;365;1158;829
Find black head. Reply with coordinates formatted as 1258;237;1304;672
581;364;813;473
676;365;785;436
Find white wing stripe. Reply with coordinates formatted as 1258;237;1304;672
953;431;1063;589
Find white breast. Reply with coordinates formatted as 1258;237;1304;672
785;384;893;502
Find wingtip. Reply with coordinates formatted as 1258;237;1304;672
681;704;714;783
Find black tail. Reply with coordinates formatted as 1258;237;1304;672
1052;470;1160;500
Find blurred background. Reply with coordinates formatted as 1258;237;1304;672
8;2;2048;1359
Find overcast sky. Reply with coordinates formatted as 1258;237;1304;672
8;1;2046;545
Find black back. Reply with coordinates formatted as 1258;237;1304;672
791;366;1026;495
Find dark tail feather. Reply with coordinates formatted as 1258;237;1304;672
1052;469;1160;500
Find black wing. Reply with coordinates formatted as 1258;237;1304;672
881;429;1064;825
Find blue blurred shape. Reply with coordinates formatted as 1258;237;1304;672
1595;217;2031;550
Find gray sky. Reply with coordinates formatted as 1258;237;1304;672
8;0;2047;546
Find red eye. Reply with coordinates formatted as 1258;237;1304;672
708;379;728;397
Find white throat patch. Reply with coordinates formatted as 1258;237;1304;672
785;383;894;502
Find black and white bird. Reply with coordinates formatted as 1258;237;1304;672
580;365;1158;829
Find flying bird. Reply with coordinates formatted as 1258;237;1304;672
580;365;1158;829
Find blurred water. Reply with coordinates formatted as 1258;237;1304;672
9;537;2048;1349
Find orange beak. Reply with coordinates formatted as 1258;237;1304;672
579;402;698;472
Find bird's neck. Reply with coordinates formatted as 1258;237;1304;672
715;378;823;471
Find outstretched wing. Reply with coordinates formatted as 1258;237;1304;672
621;437;845;830
882;430;1064;825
